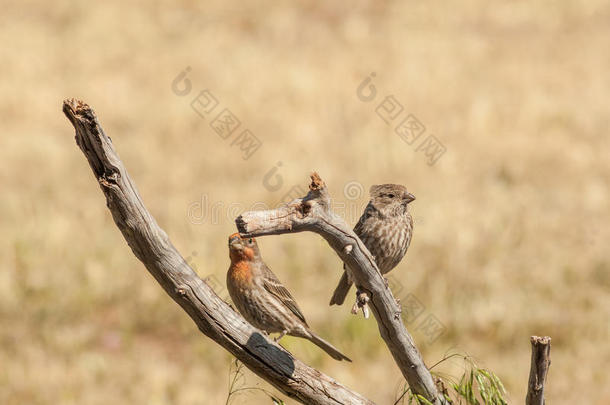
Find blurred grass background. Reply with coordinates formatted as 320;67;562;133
1;1;609;404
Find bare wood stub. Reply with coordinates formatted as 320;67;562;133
526;335;551;405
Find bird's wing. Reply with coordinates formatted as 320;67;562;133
353;202;377;235
260;264;309;327
353;214;367;236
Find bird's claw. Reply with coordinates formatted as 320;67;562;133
361;304;370;319
351;290;370;319
350;301;359;315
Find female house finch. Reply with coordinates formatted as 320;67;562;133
226;233;351;362
329;184;415;306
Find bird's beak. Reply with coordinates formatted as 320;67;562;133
229;233;243;249
405;192;416;204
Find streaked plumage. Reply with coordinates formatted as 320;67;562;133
330;184;415;306
227;233;351;361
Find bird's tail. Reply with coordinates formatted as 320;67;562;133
329;269;353;306
307;332;352;362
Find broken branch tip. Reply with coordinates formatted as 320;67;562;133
309;172;325;191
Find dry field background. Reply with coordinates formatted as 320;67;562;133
1;1;609;404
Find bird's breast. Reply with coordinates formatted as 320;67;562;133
228;261;253;286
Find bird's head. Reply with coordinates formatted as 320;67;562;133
370;184;415;215
228;233;259;261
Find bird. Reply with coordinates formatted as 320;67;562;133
226;233;351;361
329;184;415;307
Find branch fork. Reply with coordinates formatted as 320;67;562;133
238;173;446;404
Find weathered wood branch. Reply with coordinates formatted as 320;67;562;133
526;336;551;405
63;98;375;405
236;175;446;405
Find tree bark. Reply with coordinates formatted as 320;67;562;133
526;336;551;405
236;174;446;404
63;98;374;405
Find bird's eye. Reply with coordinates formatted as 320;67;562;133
387;193;395;198
248;238;253;243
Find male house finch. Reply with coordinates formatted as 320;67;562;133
329;184;415;307
226;233;351;361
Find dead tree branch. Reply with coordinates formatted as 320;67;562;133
63;98;374;405
526;336;551;405
236;174;446;405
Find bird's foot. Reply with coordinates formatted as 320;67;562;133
351;289;370;319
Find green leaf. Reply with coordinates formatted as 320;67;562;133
414;394;435;405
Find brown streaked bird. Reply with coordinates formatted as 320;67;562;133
329;184;415;306
226;233;351;362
